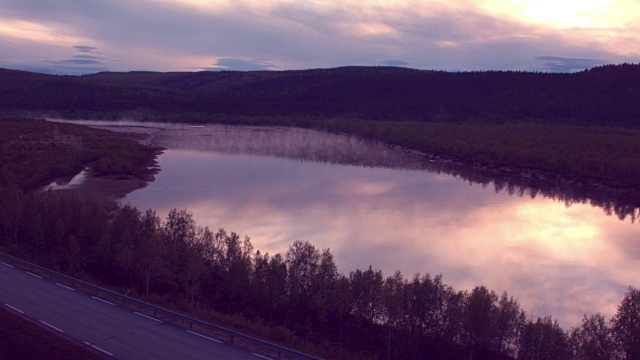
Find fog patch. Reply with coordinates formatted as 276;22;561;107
44;168;89;191
535;56;608;73
381;59;410;67
205;58;275;71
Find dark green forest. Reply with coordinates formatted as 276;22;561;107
2;119;640;359
1;64;640;126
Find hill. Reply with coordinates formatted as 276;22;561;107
1;64;639;126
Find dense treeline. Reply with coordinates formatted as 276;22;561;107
1;64;640;126
2;191;640;359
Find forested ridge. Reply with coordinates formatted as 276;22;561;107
1;64;639;126
4;64;640;193
2;118;640;359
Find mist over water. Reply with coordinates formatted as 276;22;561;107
79;122;638;329
44;168;89;190
151;125;431;170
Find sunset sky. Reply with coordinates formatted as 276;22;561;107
1;0;638;74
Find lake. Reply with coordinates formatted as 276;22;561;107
114;122;639;328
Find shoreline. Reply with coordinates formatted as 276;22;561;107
326;130;640;222
56;120;640;221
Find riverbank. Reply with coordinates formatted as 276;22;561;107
58;118;640;220
37;121;164;201
297;118;640;220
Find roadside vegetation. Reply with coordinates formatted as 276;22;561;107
1;116;640;359
0;309;102;360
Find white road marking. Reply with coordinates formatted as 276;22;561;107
40;320;64;333
187;330;223;343
56;283;76;291
0;261;14;268
84;341;114;357
4;303;23;314
252;353;273;360
92;296;115;306
134;311;163;323
26;272;42;279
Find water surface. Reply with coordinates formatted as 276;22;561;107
118;124;640;328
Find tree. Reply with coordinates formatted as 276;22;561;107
569;313;614;360
111;205;141;288
518;316;569;360
265;253;288;326
382;271;405;360
612;287;640;359
493;292;525;358
219;231;253;311
286;240;320;326
464;286;498;359
311;248;338;323
164;208;196;248
334;274;352;350
134;209;164;296
20;195;45;263
0;186;23;246
163;209;197;292
179;245;207;306
350;265;384;340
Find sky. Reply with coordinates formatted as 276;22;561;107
0;0;639;74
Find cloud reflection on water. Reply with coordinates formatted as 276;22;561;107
122;125;640;328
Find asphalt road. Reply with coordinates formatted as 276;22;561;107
0;261;267;360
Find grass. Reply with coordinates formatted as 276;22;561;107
0;308;102;360
195;116;640;187
307;119;640;187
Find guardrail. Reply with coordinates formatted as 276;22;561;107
0;251;322;360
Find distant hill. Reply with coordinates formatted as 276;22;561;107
1;64;639;126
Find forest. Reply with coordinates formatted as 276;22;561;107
0;64;639;127
2;64;640;193
1;117;640;359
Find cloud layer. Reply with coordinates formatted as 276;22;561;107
0;0;638;74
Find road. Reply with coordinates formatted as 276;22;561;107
0;261;268;360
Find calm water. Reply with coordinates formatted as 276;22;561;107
117;123;640;328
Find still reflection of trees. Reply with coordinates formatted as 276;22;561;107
154;125;640;222
446;167;640;223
